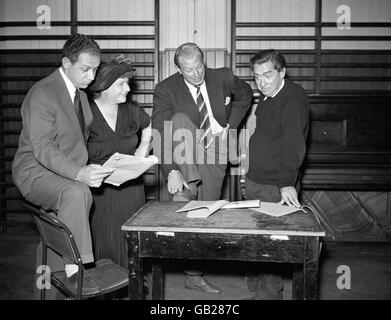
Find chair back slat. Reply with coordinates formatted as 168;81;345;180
23;201;82;264
33;216;79;264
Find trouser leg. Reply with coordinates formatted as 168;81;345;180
171;113;201;184
245;178;284;299
27;173;93;299
26;174;93;263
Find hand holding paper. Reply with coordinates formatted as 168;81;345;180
102;152;158;186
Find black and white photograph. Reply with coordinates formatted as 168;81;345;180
0;0;390;305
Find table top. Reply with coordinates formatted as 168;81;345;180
122;201;325;237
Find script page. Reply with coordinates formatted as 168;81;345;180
222;200;260;209
176;200;229;218
102;153;158;186
250;202;305;217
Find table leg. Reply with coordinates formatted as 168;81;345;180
292;265;304;300
151;262;164;300
303;237;320;300
127;231;143;300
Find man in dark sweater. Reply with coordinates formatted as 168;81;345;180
245;49;309;299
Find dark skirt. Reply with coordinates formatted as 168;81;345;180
90;176;145;268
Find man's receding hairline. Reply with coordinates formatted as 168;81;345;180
71;51;100;64
177;50;203;66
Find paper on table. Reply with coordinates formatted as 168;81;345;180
222;200;260;209
250;202;305;217
102;152;158;186
176;200;229;218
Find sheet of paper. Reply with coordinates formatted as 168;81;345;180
176;200;229;218
102;153;158;186
222;200;260;209
187;208;213;219
250;202;304;217
176;200;228;213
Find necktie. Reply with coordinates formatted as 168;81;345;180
195;85;211;146
73;89;87;143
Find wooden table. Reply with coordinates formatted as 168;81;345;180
121;201;325;300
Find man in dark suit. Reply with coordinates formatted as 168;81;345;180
12;34;113;298
152;43;253;294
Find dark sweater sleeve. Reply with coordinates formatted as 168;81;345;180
152;83;179;179
279;89;309;188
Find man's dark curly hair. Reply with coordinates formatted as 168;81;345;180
250;49;286;72
62;33;101;64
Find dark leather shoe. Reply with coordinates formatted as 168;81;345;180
255;284;283;300
184;275;221;294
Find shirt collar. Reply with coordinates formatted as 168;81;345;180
263;78;285;101
183;78;205;92
59;67;77;102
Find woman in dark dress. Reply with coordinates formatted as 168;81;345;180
87;55;151;268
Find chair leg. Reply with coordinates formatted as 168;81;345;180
40;243;48;300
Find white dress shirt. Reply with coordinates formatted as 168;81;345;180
59;67;77;103
263;79;285;101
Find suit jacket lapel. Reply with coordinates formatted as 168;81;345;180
177;75;201;124
204;69;224;125
53;70;84;137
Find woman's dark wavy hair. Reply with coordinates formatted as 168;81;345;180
62;33;101;64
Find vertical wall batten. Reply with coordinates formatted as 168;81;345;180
315;0;322;94
70;0;77;35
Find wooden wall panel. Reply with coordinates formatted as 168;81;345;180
78;0;155;49
78;0;155;20
236;0;315;50
1;0;70;21
322;0;391;50
322;0;391;22
160;0;229;50
237;0;315;22
160;0;195;50
1;0;70;49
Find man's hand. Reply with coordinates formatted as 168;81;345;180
76;164;114;188
278;186;301;207
167;170;189;194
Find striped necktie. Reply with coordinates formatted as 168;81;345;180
195;85;211;145
74;89;87;143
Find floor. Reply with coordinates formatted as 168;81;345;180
0;225;390;300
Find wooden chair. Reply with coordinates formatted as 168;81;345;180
23;201;129;300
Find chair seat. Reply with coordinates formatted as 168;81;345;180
88;259;129;295
52;259;129;298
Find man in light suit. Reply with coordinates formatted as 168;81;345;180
152;43;253;294
12;34;113;299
